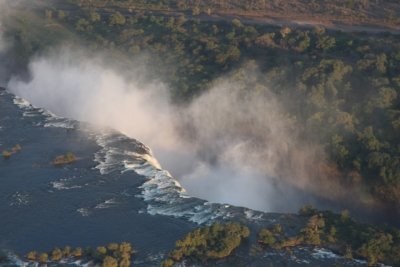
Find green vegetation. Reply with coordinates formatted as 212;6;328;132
25;242;134;266
258;228;276;246
258;206;400;266
53;152;77;166
162;222;250;266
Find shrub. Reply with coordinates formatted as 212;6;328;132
38;253;48;263
258;229;276;246
161;258;174;267
72;247;83;257
344;246;353;259
97;246;107;255
107;243;119;251
62;246;71;257
102;256;118;267
26;251;37;261
51;248;62;261
273;224;283;234
301;215;325;245
165;223;250;265
109;12;126;26
119;257;130;267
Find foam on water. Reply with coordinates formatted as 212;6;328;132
10;93;262;225
86;124;249;224
312;248;340;260
9;191;30;206
244;209;264;221
13;96;31;109
77;207;90;217
50;177;82;191
2;251;30;267
95;198;118;209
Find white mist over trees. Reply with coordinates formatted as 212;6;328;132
8;47;347;212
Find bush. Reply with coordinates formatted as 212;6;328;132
107;243;119;251
51;248;62;261
62;246;71;257
301;215;325;245
38;253;48;263
258;229;276;246
119;257;130;267
102;256;118;267
96;246;107;255
109;12;126;26
26;251;37;261
161;258;174;267
165;223;250;265
72;247;83;257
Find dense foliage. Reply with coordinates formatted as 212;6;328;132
25;242;134;266
4;1;400;213
162;222;250;266
258;205;400;266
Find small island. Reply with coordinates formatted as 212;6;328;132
53;152;77;166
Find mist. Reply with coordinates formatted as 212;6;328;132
0;0;9;84
7;46;352;213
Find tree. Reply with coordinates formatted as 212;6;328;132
258;229;276;246
62;246;71;257
75;19;91;32
109;12;126;26
301;215;325;245
107;243;119;251
161;258;174;267
102;256;118;267
376;53;387;74
372;87;397;108
316;36;336;51
45;9;53;20
51;248;62;261
38;253;48;263
119;257;130;267
90;11;101;22
26;251;37;261
358;234;393;266
232;18;243;28
96;246;107;255
255;33;276;47
192;6;200;15
72;247;83;257
58;10;67;20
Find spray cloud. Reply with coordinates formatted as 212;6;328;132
0;1;5;53
0;0;9;86
8;46;351;213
